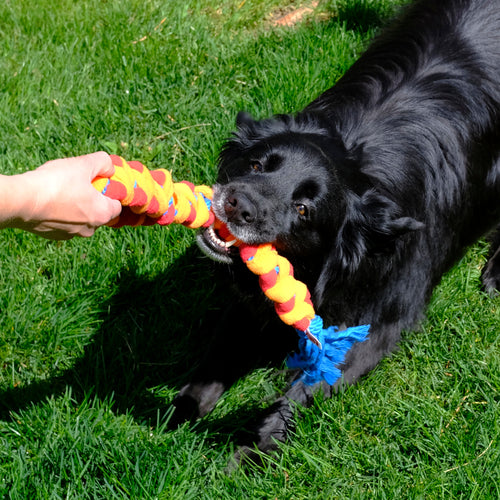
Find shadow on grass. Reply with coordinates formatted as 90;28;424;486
0;244;293;447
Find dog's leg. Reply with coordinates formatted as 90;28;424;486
481;225;500;295
171;305;296;426
232;323;401;464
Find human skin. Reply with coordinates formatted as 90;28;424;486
0;151;122;240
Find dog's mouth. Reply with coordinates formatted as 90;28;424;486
197;224;239;264
197;185;274;263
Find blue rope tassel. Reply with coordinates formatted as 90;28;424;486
287;315;370;386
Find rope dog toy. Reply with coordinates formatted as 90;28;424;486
93;155;370;386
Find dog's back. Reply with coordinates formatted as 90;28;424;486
307;0;500;294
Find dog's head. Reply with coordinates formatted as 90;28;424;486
198;111;423;301
197;112;347;264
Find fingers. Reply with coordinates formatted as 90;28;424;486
86;152;122;219
106;198;123;220
85;151;115;180
96;196;122;225
23;220;96;240
83;152;123;225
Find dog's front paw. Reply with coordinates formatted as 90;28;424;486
227;398;294;469
481;258;500;296
170;381;226;427
228;380;317;467
228;445;267;470
254;398;296;450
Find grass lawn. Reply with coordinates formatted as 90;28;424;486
0;0;499;497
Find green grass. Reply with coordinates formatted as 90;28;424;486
0;0;498;497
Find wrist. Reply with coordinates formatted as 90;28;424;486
0;171;40;229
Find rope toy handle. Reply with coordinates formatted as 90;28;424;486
92;156;214;229
93;155;370;386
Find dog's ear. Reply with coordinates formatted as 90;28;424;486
236;111;255;129
341;189;424;267
355;189;424;249
315;190;423;304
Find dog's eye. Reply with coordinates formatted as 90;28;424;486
295;203;308;217
250;161;263;173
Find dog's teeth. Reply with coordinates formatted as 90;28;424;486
205;225;232;251
224;239;237;248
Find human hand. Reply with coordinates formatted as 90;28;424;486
0;152;122;240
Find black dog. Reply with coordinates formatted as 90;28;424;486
175;0;500;460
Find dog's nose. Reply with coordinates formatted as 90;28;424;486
224;193;256;224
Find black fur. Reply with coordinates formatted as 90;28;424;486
175;0;500;461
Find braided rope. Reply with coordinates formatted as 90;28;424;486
93;155;370;385
93;155;317;335
93;156;214;228
239;244;315;332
